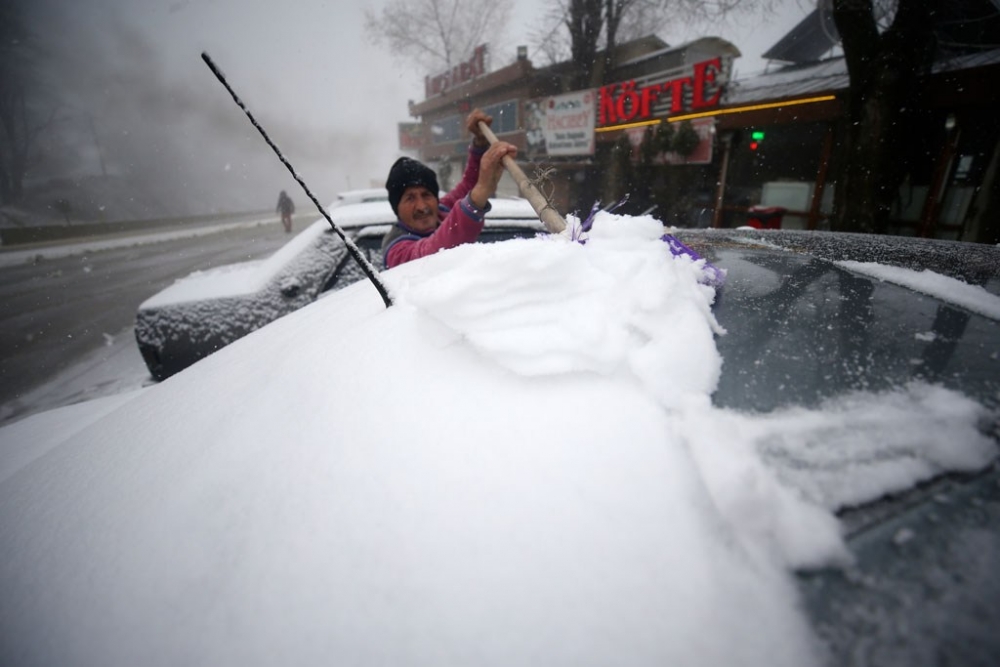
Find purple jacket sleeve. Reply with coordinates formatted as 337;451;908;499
440;143;486;210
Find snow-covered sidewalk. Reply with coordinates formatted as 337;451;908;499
0;216;277;268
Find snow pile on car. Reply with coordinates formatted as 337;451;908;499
139;220;335;308
397;214;723;407
0;212;995;666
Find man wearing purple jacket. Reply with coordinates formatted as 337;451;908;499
381;109;517;269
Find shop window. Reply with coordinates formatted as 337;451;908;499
725;122;828;209
430;100;517;144
954;155;974;181
482;100;518;135
430;116;462;144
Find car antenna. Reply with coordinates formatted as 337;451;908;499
201;52;392;309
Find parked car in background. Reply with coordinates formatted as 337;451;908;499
134;197;545;380
328;188;387;208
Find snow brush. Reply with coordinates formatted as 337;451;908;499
201;52;393;308
477;122;725;288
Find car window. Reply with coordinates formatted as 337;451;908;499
709;247;1000;413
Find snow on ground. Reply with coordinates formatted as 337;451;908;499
0;213;996;665
0;216;275;268
0;216;282;425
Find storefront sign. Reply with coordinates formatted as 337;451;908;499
599;58;724;127
524;90;596;158
425;45;488;98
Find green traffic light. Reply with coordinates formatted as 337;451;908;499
751;130;765;141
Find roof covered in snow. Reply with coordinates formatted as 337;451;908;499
725;47;1000;106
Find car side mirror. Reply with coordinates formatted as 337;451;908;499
279;280;301;298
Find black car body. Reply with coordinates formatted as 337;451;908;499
676;228;1000;665
681;229;1000;412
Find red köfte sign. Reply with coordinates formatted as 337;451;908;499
599;57;724;126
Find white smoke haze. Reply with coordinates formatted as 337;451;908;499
16;0;426;218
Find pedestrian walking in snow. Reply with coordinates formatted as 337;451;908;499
276;190;295;233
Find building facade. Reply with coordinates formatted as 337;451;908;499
401;30;1000;244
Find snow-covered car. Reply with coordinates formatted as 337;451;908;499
328;187;388;208
134;197;545;380
2;215;999;665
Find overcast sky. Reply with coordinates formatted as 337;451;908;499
19;0;814;215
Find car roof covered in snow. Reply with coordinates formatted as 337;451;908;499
329;196;540;230
328;188;388;208
139;198;544;309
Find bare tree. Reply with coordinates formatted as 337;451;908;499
364;0;514;74
831;0;938;234
567;0;603;88
532;0;775;86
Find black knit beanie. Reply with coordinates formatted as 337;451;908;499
385;157;439;216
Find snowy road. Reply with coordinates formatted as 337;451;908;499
0;216;296;424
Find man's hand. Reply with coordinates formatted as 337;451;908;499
469;141;517;210
466;109;493;148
